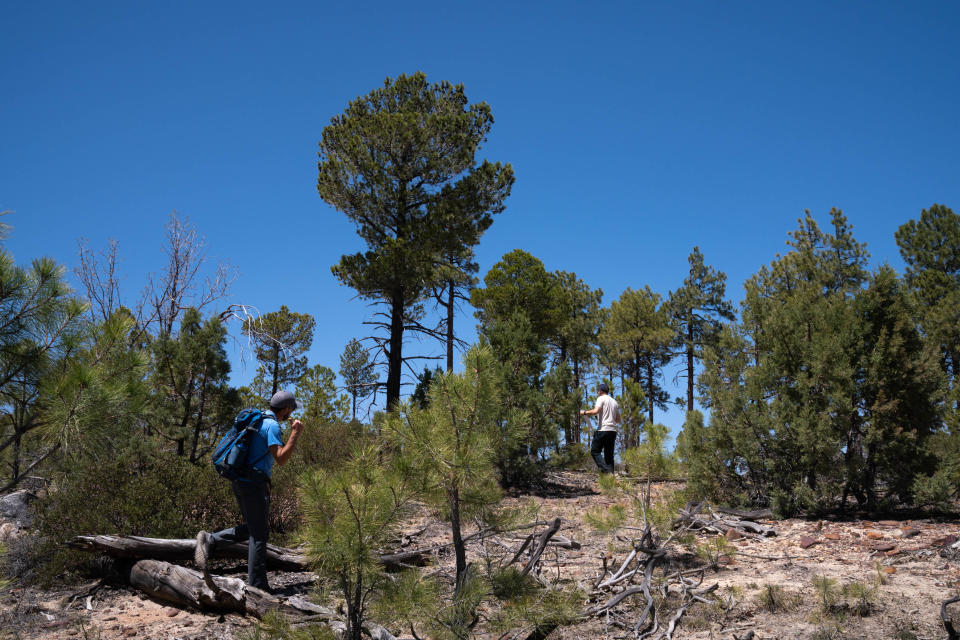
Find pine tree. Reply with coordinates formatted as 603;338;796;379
600;287;673;425
300;444;418;640
895;204;960;412
550;270;603;445
148;308;237;460
0;232;87;488
695;210;942;511
384;347;512;637
338;338;378;420
472;250;566;476
666;247;734;412
241;305;315;396
296;363;350;424
318;72;514;409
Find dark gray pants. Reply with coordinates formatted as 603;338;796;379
211;479;271;590
591;430;616;473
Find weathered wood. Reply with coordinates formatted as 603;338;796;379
68;534;429;570
127;559;335;619
521;518;562;576
674;506;777;539
943;595;960;640
549;535;581;549
713;507;773;521
70;535;308;569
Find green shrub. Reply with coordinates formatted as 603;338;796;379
911;469;956;512
490;566;539;601
585;504;626;533
241;611;337;640
548;443;589;470
759;584;789;613
30;449;234;582
270;419;369;537
841;580;875;616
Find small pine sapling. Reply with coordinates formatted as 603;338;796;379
299;444;419;640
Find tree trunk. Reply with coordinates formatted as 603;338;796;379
573;359;581;445
190;366;210;463
347;569;363;640
446;280;455;373
686;322;695;412
450;487;467;594
386;290;404;411
646;361;655;425
11;428;20;488
271;350;280;397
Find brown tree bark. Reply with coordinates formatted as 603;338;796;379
68;534;431;571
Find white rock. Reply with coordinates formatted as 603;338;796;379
0;490;34;528
0;522;17;543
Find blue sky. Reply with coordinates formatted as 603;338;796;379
3;1;959;434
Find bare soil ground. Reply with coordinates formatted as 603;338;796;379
2;471;959;640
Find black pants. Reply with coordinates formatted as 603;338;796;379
211;479;271;590
591;430;617;473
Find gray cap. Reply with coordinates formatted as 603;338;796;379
598;383;610;393
269;390;298;411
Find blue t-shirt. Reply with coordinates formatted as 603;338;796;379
242;411;284;480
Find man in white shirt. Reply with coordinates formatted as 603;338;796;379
580;382;620;474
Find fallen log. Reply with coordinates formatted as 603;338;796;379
713;507;773;521
127;559;334;619
125;558;396;639
69;535;308;569
68;535;430;570
674;506;777;539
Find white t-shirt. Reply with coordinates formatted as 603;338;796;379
594;394;620;432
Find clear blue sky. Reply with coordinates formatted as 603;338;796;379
3;1;959;434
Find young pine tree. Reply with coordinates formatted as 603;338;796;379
384;346;514;638
299;444;418;640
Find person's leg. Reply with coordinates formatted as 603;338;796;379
234;480;271;590
603;432;617;473
591;431;612;473
209;481;250;548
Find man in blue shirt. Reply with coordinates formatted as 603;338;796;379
195;390;304;592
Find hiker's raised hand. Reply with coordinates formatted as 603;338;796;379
290;419;304;433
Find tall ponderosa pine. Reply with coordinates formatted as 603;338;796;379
339;338;378;421
318;72;514;409
241;305;315;397
667;247;734;412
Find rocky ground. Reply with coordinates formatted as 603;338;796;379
2;472;959;640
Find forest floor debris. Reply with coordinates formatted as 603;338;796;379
2;471;960;640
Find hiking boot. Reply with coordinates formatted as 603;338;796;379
194;531;216;591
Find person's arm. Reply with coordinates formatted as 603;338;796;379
580;398;602;417
271;419;304;467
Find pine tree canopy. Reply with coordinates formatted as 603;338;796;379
318;72;513;409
